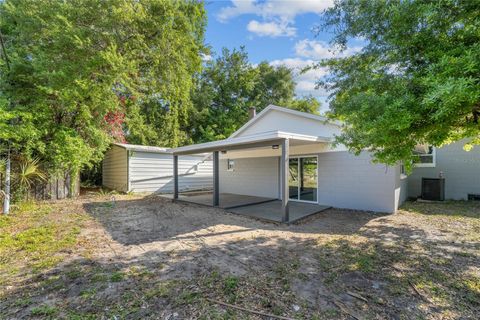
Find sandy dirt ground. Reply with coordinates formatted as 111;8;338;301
1;194;479;319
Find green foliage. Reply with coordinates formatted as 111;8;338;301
190;47;321;142
319;0;480;167
17;157;46;194
0;0;206;177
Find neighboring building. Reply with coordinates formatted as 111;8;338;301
171;105;407;215
102;143;213;193
408;139;480;200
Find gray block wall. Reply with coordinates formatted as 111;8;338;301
218;152;405;213
219;157;279;199
408;140;480;200
317;151;402;213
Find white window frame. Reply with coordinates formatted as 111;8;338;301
414;147;436;168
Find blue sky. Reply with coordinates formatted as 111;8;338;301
203;0;363;113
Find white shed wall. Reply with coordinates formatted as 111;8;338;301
219;157;279;199
129;152;212;193
102;145;128;192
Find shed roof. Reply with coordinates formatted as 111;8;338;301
113;143;171;154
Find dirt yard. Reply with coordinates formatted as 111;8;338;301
1;194;479;319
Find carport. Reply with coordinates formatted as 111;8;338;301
171;131;331;223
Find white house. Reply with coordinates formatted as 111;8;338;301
102;143;212;193
171;105;407;222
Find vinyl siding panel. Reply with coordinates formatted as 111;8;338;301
407;139;480;199
102;145;128;192
129;152;213;193
237;109;343;140
219;157;279;199
317;151;398;213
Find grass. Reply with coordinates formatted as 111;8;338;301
0;201;85;286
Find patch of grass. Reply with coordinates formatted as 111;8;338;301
145;281;176;299
80;287;97;299
30;304;58;317
223;276;239;295
177;289;200;305
402;200;480;219
110;271;125;282
13;297;32;308
0;201;84;284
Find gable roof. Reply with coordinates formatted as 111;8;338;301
229;104;343;139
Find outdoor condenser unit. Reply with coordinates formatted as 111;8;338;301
421;178;445;201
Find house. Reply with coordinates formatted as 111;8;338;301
407;139;480;200
171;105;407;222
102;143;212;193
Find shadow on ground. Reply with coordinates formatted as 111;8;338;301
81;195;384;246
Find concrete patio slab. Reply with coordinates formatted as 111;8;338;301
228;200;330;223
176;192;275;209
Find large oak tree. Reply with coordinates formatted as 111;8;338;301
319;0;480;168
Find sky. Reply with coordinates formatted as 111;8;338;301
204;0;363;113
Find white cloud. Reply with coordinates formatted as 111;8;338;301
217;0;333;22
295;39;363;59
218;0;334;38
270;58;328;97
201;53;212;62
247;20;296;37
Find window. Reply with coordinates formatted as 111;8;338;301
227;159;235;171
414;145;436;167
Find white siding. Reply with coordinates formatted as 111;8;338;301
102;145;128;192
129;152;213;193
219;157;279;199
236;109;343;140
317;151;399;213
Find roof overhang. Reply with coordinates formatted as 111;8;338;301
172;131;332;155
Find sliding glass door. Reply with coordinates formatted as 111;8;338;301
288;156;318;202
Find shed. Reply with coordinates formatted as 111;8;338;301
102;143;213;193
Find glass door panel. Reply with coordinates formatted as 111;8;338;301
299;157;318;202
288;158;298;200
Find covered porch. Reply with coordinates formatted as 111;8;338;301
171;131;332;223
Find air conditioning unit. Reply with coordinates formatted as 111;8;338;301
421;178;445;201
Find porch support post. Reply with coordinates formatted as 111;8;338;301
173;155;179;200
281;138;290;222
213;151;220;206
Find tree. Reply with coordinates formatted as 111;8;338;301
191;47;321;142
319;0;480;168
0;0;206;187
